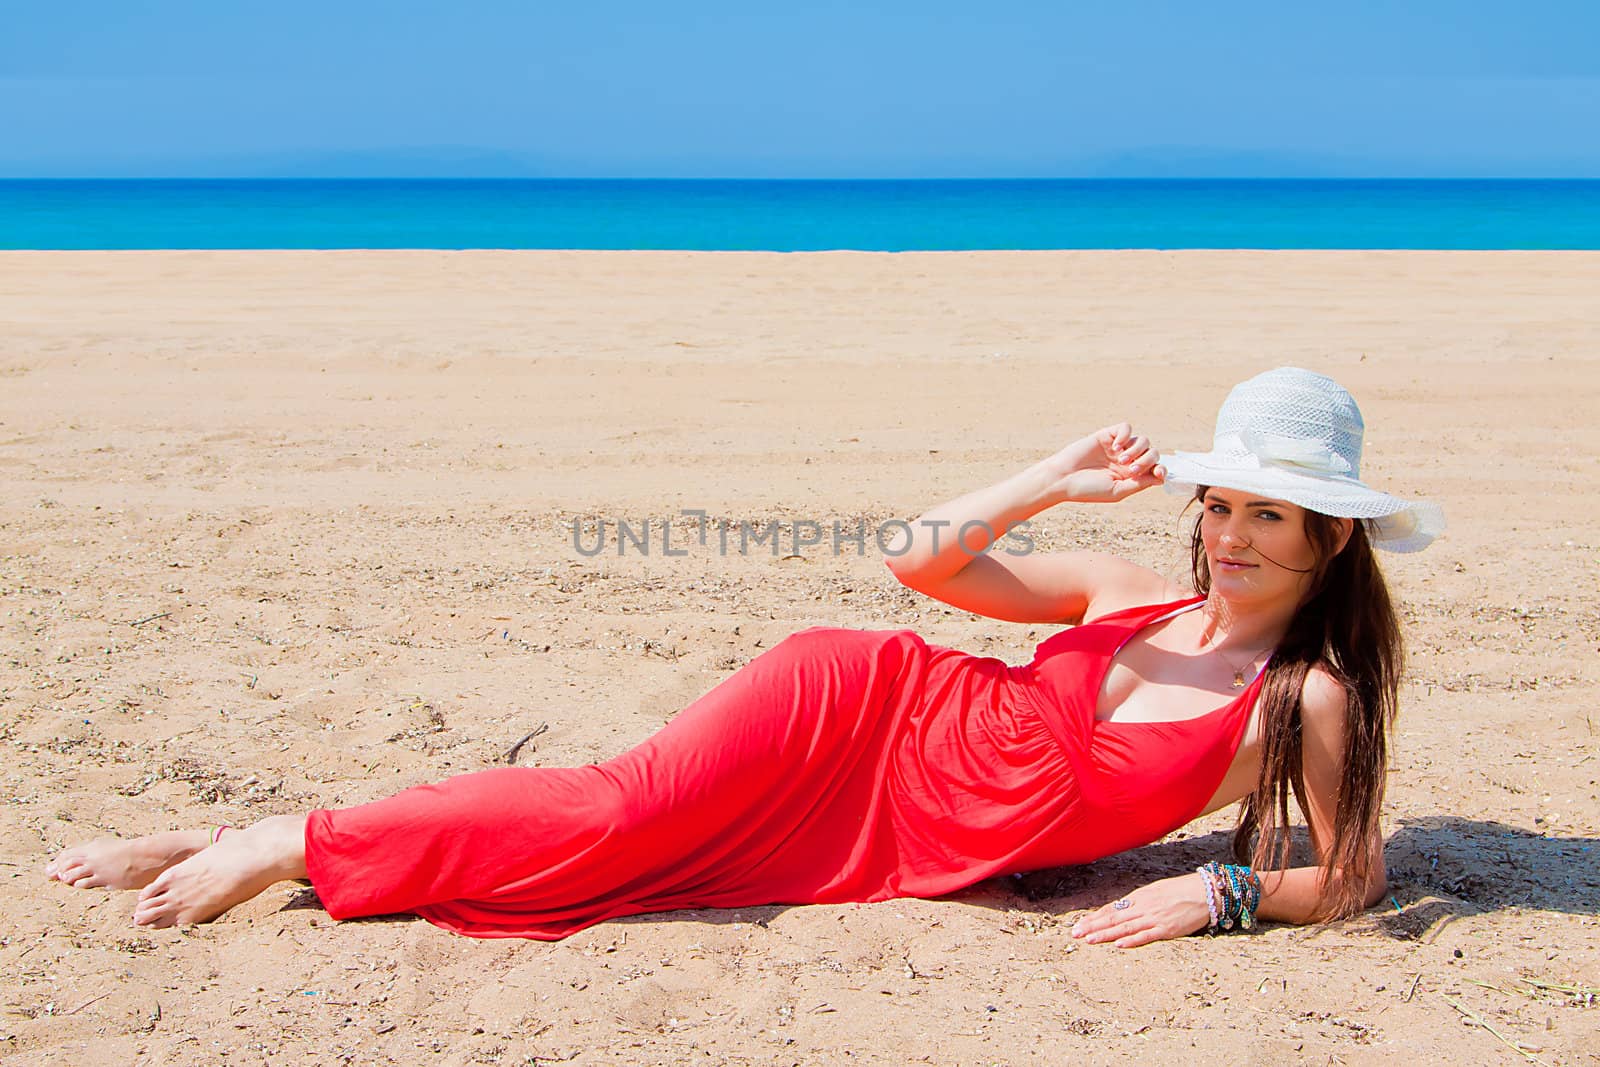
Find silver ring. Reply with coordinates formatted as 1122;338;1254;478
1112;898;1132;910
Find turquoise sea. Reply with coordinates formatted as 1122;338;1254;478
3;179;1599;250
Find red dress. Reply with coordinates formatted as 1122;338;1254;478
303;595;1261;940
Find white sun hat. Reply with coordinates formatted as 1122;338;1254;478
1161;367;1445;553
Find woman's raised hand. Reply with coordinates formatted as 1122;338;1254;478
1042;423;1166;504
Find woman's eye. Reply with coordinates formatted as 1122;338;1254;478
1257;511;1282;521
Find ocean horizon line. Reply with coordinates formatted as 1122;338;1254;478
7;176;1600;184
5;178;1600;251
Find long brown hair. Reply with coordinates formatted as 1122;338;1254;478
1188;488;1402;920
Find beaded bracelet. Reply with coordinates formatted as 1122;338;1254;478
1241;866;1263;925
1196;861;1264;932
1196;866;1221;930
1224;865;1247;928
1209;866;1234;930
1221;864;1242;929
1226;863;1261;929
1238;864;1262;928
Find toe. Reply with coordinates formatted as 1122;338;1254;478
46;851;80;879
138;871;171;903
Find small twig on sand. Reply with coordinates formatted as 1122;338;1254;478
504;722;551;765
1473;977;1600;1007
66;991;113;1016
127;612;171;627
1443;996;1547;1065
1468;979;1525;998
1522;977;1600;1000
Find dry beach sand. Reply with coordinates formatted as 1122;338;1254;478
3;250;1599;1064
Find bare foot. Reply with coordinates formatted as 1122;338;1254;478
133;815;307;928
45;829;213;891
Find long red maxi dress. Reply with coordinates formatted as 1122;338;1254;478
303;595;1261;940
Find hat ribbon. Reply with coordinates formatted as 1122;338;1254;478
1213;429;1354;477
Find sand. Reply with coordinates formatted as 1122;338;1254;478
2;250;1598;1064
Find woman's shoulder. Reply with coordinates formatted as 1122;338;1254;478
1294;665;1356;782
1301;664;1348;705
1077;557;1192;624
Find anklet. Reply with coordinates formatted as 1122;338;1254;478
210;824;235;846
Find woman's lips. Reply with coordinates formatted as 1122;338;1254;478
1216;559;1256;571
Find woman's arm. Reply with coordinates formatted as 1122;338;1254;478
1068;854;1386;948
1070;669;1386;946
1257;668;1388;923
1255;852;1388;924
883;424;1169;624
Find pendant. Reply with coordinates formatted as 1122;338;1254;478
1231;670;1247;688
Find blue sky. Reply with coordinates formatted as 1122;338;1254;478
4;2;1598;178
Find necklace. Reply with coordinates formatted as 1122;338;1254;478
1201;623;1275;689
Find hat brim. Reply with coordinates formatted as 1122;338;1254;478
1161;450;1445;553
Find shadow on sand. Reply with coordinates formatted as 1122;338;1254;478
276;816;1598;939
965;816;1598;941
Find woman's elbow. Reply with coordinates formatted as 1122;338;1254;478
1356;846;1389;910
883;553;928;589
1362;865;1389;910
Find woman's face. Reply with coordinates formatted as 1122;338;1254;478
1199;487;1334;608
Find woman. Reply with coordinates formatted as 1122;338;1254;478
46;367;1442;948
